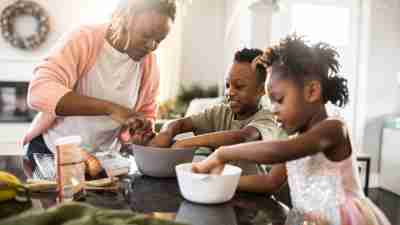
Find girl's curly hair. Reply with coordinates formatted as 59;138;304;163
263;34;349;107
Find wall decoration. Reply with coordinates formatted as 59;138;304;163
0;0;50;50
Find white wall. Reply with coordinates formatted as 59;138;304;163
0;0;116;81
180;0;226;88
365;0;400;118
222;0;249;92
180;0;262;92
359;0;400;174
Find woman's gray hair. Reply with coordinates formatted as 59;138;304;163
109;0;177;50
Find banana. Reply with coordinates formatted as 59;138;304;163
0;189;17;202
0;171;24;202
0;171;22;188
25;179;56;192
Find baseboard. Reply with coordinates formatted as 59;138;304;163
369;172;380;188
359;169;380;188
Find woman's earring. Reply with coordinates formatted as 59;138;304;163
123;31;131;51
110;19;122;45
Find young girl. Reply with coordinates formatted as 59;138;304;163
193;35;391;225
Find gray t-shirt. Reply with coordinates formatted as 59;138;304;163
189;103;286;175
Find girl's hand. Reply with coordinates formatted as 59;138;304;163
252;55;267;70
192;149;225;175
251;47;274;70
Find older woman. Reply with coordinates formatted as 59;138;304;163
23;0;176;170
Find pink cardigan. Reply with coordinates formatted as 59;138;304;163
23;24;160;145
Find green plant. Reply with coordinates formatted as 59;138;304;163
157;84;220;119
176;84;219;109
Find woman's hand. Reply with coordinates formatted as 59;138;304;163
192;148;225;175
108;104;138;125
147;132;173;148
110;104;155;146
127;129;156;146
81;149;103;178
119;129;155;146
119;122;155;146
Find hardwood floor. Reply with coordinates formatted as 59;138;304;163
369;188;400;225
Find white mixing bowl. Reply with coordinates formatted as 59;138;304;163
175;163;242;204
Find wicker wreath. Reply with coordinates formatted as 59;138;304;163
0;0;50;50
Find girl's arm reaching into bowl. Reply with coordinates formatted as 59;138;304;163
192;148;226;175
238;164;287;194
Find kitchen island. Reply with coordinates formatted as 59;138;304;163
0;156;288;225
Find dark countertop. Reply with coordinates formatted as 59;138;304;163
0;156;288;225
124;175;288;225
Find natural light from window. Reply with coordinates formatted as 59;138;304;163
84;1;119;24
239;8;251;48
291;4;350;46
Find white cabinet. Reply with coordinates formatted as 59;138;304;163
380;127;400;196
0;123;30;155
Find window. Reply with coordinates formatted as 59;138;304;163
239;8;252;48
291;4;350;46
83;1;119;24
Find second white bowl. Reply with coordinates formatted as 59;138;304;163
175;163;242;204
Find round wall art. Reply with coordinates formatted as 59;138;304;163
0;0;50;50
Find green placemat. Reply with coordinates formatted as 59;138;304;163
0;199;32;220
